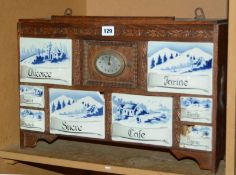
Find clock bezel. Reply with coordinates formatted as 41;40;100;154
94;50;126;77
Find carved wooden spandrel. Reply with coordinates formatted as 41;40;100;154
171;149;215;172
20;131;58;148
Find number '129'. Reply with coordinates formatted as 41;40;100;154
102;26;115;36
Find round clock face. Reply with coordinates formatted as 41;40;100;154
95;51;125;77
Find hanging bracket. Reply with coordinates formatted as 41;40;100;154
64;8;73;16
194;7;206;20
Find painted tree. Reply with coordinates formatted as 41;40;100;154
62;100;66;108
56;101;62;110
52;103;56;112
156;55;162;65
150;58;155;69
204;103;210;108
68;100;71;105
205;59;212;69
163;54;167;62
37;114;42;120
48;42;52;60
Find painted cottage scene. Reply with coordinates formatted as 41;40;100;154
112;93;173;146
113;94;172;125
116;103;148;123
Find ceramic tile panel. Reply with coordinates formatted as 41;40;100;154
112;93;173;147
180;97;212;123
20;108;45;132
49;88;105;139
147;41;213;95
179;125;212;151
20;85;44;108
20;37;72;85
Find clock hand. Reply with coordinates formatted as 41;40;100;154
108;56;111;66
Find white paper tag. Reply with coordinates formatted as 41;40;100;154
102;26;115;36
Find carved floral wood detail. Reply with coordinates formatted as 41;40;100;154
19;24;213;41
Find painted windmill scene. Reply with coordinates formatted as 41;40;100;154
147;41;213;95
20;37;72;85
20;108;45;132
20;85;44;108
112;93;173;146
49;89;105;138
180;97;212;123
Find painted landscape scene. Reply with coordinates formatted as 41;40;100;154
49;89;105;138
20;38;71;65
148;41;213;75
180;125;212;151
20;37;72;85
20;85;44;108
147;41;213;95
50;90;104;120
20;108;45;132
112;93;173;146
180;97;212;123
112;94;172;126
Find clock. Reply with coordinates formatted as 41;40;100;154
82;40;139;88
95;50;125;77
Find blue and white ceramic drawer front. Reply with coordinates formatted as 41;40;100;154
180;97;212;123
20;85;44;108
20;108;45;132
147;41;213;95
19;37;72;85
112;93;173;147
179;125;212;151
49;88;105;139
